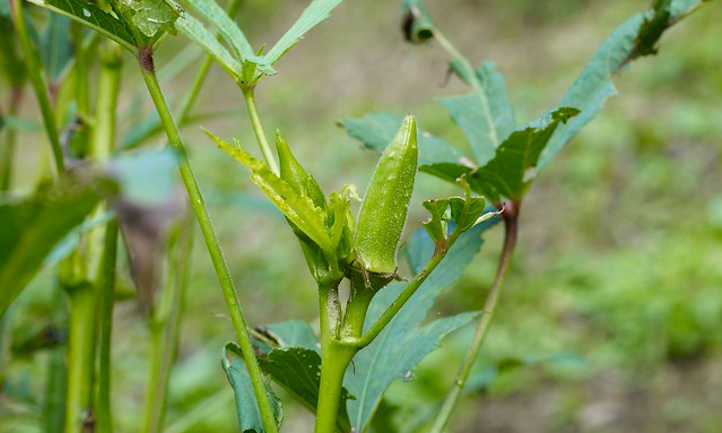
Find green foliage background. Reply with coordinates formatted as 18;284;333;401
3;0;722;432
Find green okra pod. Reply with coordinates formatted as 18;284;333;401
354;115;418;276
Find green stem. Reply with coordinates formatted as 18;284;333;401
71;23;91;126
138;55;278;433
1;87;23;191
45;291;68;433
429;200;519;433
241;87;279;175
65;284;97;433
9;0;65;175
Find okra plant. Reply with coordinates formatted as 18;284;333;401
0;0;715;432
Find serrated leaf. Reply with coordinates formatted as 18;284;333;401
205;130;333;252
183;0;256;62
259;0;343;69
222;344;283;433
343;113;462;166
344;222;496;432
253;321;352;432
115;0;179;39
0;174;117;317
28;0;136;50
538;0;705;170
41;14;73;82
423;107;578;202
438;61;515;165
174;11;242;76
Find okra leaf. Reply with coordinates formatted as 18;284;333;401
182;0;256;63
422;197;500;244
538;0;706;170
114;0;179;40
344;221;497;432
222;343;283;433
174;11;242;76
438;61;515;165
205;130;333;252
27;0;136;50
41;14;73;83
252;321;353;432
423;107;578;202
258;0;343;70
0;174;118;317
401;0;434;43
343;113;462;166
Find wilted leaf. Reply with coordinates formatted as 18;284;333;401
344;221;497;432
0;174;117;317
223;343;283;433
438;61;515;165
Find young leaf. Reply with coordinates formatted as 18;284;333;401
538;0;706;169
438;61;515;165
205;130;333;252
422;197;500;244
258;0;343;69
422;107;578;202
27;0;136;50
343;221;497;432
0;174;117;317
222;344;283;433
174;12;242;76
182;0;257;62
343;113;462;166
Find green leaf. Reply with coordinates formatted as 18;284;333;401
252;321;353;432
343;113;462;166
174;11;242;76
259;0;343;69
438;61;515;165
422;196;500;244
41;14;73;83
344;222;495;432
222;344;283;433
205;130;333;252
115;0;179;40
401;0;434;43
538;0;705;170
423;107;578;202
27;0;136;50
182;0;256;62
0;175;117;317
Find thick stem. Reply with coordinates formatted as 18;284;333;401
429;200;519;433
241;87;279;175
1;87;23;191
137;55;278;433
65;285;97;433
9;0;65;175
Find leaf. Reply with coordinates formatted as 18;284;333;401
438;61;515;165
259;0;343;69
343;113;462;166
222;344;283;433
422;197;500;244
174;11;242;77
182;0;256;62
27;0;136;50
0;174;117;317
423;107;578;202
344;221;497;432
205;130;333;252
538;0;705;170
40;14;73;83
115;0;179;40
253;321;353;432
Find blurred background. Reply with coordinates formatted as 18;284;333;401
3;0;722;432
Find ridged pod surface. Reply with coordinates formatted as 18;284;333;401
354;115;418;275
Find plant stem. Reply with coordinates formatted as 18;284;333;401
1;87;23;191
429;200;519;433
138;56;278;433
45;291;68;433
9;0;65;175
241;87;279;175
65;284;97;433
71;23;91;126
